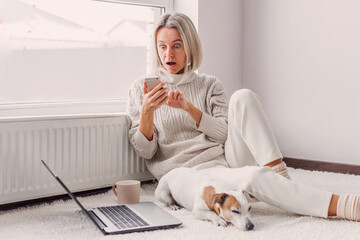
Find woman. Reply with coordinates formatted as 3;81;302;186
127;13;359;222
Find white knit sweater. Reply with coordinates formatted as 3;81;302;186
126;71;229;179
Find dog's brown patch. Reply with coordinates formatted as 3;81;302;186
202;186;216;210
202;186;241;220
221;195;241;221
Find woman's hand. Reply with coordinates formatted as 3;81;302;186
168;90;202;126
167;90;190;111
142;82;168;114
139;81;168;141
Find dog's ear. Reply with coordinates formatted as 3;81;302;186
212;194;228;216
218;193;229;205
203;186;216;209
211;193;227;209
212;193;228;206
213;203;221;216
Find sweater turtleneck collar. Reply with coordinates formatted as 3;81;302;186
157;67;196;86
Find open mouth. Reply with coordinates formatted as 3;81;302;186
166;62;176;66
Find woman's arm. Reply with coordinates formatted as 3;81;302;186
139;82;168;140
167;90;202;126
184;102;202;126
167;79;228;143
127;79;168;159
197;80;228;143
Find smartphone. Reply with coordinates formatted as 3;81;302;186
145;76;161;91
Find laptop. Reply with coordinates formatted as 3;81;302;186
41;160;182;235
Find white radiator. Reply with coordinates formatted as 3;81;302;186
0;114;154;205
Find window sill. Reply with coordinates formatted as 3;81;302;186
0;100;127;122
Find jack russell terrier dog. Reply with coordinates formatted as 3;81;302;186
155;167;254;231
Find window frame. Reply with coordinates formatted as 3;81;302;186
0;0;174;119
93;0;173;11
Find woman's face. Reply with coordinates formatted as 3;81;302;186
156;27;187;74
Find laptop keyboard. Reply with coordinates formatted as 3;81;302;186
98;205;150;229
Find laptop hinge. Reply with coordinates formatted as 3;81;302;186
87;210;107;230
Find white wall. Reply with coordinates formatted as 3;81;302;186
174;0;243;97
198;0;242;97
173;0;199;31
242;0;360;165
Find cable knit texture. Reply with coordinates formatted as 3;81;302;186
127;72;228;179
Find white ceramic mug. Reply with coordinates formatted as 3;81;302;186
112;180;140;204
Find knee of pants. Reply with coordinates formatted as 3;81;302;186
242;166;271;192
229;89;260;112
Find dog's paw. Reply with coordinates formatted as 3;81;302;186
169;204;181;211
213;218;228;227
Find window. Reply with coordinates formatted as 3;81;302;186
0;0;171;114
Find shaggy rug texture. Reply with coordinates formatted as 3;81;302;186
1;168;360;240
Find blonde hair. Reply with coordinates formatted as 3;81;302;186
150;12;203;74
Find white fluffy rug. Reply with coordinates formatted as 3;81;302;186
1;168;360;240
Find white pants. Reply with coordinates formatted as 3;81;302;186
201;89;332;218
197;165;332;218
225;89;283;167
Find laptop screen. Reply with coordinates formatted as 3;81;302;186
41;160;88;213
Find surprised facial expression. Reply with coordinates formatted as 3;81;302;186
156;27;187;74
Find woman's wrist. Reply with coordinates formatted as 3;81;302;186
182;101;190;112
140;106;154;140
184;102;202;126
141;104;153;115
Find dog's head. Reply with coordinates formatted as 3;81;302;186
203;186;254;231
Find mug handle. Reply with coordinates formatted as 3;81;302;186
112;184;117;197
